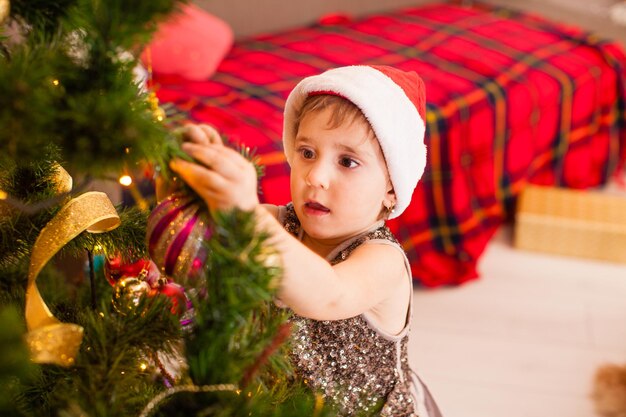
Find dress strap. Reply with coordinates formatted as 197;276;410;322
326;222;390;265
279;203;303;239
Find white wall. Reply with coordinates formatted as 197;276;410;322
196;0;625;45
195;0;436;38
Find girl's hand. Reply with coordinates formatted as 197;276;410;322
169;124;260;213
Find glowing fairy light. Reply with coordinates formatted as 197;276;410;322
139;363;148;371
119;175;133;186
52;79;60;86
0;190;7;200
154;107;165;122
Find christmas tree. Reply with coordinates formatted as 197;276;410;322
0;1;333;416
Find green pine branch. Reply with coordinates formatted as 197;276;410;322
1;0;186;177
11;0;79;37
0;147;67;270
1;1;336;415
17;295;181;417
65;206;149;260
184;209;287;386
0;306;36;417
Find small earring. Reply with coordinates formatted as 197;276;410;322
384;202;395;216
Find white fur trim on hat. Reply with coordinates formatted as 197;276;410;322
283;65;426;219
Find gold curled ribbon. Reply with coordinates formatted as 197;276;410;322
0;0;9;25
25;167;120;366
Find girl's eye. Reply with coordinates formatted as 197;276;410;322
301;148;315;159
339;157;359;168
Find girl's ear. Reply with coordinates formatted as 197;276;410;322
386;182;397;204
383;186;397;210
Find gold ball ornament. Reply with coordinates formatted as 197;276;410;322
0;190;11;218
112;276;152;313
0;0;9;24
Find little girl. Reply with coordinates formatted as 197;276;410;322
170;65;442;417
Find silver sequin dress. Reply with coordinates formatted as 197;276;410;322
279;204;442;417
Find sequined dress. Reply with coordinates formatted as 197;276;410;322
279;204;442;417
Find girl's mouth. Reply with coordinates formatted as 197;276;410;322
304;201;330;215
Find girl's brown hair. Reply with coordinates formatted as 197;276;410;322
294;95;375;140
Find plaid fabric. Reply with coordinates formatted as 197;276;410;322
154;1;626;286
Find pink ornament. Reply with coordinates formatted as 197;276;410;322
146;193;213;286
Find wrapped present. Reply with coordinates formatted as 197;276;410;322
514;185;626;263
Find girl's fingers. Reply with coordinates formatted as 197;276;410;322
181;124;211;145
181;124;223;146
170;158;255;211
181;143;251;181
198;124;224;145
169;158;229;196
188;187;234;212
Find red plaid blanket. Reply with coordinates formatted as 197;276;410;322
154;1;626;286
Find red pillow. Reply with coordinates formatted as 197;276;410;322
142;4;233;81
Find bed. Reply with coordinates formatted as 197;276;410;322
153;1;626;286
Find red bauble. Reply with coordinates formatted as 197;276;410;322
105;256;193;325
156;281;188;316
105;256;162;287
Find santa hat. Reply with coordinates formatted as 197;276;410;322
282;65;427;219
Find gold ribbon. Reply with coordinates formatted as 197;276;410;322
24;166;120;366
0;0;9;25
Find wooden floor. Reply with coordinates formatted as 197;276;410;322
409;224;626;417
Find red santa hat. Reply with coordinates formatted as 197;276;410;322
282;65;427;219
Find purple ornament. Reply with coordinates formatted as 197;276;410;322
146;193;213;286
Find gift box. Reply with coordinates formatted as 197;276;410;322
514;185;626;263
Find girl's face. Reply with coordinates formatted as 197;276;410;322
290;106;395;249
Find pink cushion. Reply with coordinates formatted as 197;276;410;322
142;4;233;81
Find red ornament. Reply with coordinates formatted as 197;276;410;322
155;281;188;316
104;256;161;287
105;256;193;325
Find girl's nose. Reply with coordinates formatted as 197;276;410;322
305;162;329;190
